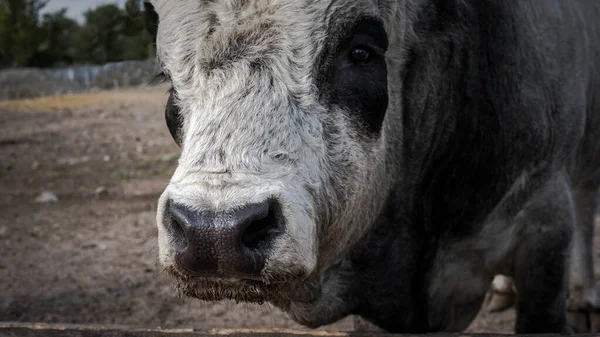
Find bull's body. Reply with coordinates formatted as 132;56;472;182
330;1;600;332
150;0;600;333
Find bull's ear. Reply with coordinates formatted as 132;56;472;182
144;1;159;47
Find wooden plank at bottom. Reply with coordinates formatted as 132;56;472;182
0;323;348;337
0;322;593;337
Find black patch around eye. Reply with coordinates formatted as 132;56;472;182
331;59;388;134
165;89;183;146
323;18;389;135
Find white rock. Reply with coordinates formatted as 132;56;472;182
35;191;58;203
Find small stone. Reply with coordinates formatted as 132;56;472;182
82;242;97;249
57;157;83;166
35;191;58;203
160;154;178;162
95;186;109;198
0;226;7;237
103;155;111;162
57;157;73;165
31;161;40;170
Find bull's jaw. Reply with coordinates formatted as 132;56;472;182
164;250;359;330
270;258;361;329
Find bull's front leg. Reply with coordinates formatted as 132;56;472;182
567;186;600;333
512;173;573;334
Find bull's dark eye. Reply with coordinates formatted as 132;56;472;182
324;18;389;135
350;47;371;63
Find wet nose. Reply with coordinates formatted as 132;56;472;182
168;200;282;277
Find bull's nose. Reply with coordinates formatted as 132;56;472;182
168;200;282;277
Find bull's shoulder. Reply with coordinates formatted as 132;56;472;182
400;0;593;236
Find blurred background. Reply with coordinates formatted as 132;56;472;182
0;0;157;100
0;0;517;332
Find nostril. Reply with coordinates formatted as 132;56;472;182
167;203;190;251
241;200;282;250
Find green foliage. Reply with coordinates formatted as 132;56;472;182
37;8;79;66
0;0;48;66
0;0;155;68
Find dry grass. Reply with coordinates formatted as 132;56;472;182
0;85;170;112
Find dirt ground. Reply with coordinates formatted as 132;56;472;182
0;87;594;333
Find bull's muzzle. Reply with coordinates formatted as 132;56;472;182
167;199;283;278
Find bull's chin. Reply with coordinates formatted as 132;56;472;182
164;265;298;304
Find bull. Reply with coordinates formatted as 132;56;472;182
148;0;600;333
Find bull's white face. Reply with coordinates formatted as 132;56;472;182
153;0;401;303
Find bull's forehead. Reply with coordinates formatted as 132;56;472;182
153;0;390;95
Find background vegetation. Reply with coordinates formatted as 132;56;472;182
0;0;157;68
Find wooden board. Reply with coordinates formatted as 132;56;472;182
0;323;593;337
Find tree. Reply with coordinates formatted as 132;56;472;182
0;2;11;66
76;4;126;64
121;0;153;61
124;0;142;35
35;9;79;66
0;0;156;67
0;0;49;66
